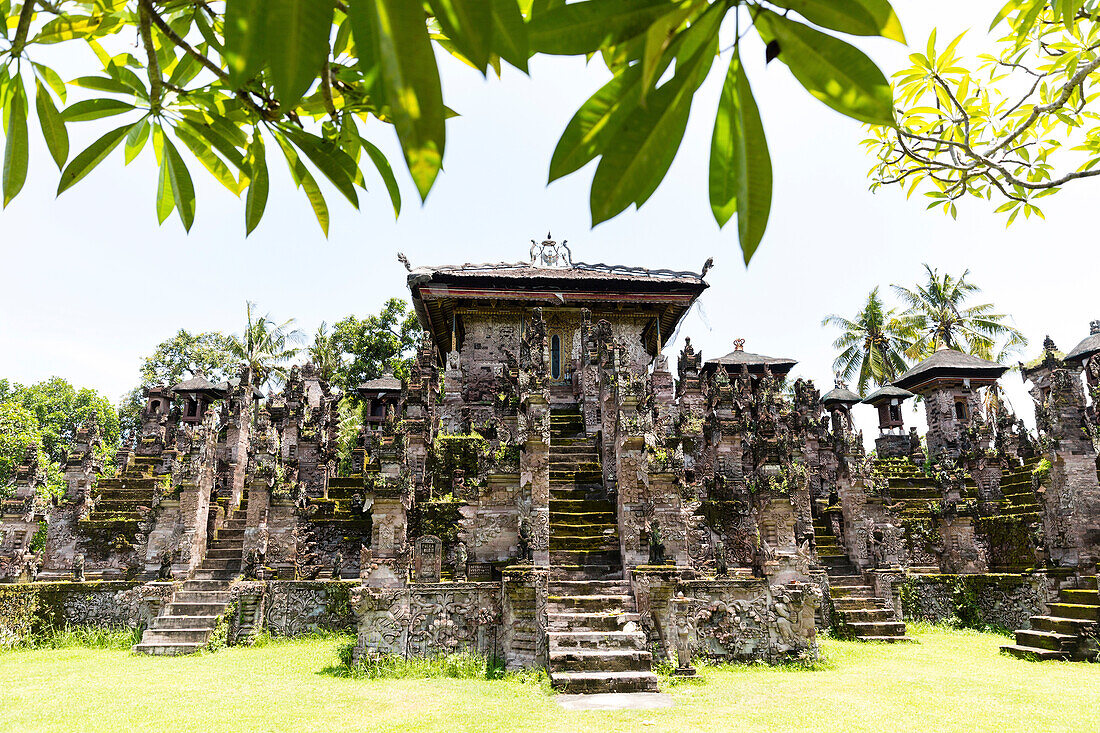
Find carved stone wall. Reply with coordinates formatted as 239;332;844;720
350;581;503;664
632;571;820;665
899;573;1052;631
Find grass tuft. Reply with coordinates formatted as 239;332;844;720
1;625;141;651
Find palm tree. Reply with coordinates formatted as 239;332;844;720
891;265;1027;362
308;322;341;384
229;301;304;389
822;288;914;396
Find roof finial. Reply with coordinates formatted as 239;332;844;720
733;338;745;352
529;233;572;268
1091;320;1100;335
397;252;412;272
701;257;714;277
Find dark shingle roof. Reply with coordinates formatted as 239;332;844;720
213;377;265;400
357;374;402;392
408;261;706;286
892;348;1007;391
1066;332;1100;364
863;385;915;405
705;350;798;375
822;386;862;406
172;376;221;395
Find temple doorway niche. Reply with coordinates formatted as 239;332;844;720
549;329;571;384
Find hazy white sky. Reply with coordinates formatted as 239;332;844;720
0;1;1095;442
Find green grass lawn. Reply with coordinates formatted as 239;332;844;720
1;624;1096;732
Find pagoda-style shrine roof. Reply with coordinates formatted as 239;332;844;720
357;373;402;395
1065;323;1100;365
702;347;797;377
863;385;915;405
892;348;1007;392
822;385;862;407
407;246;709;362
213;376;265;400
172;376;222;397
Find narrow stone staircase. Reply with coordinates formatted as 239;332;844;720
814;519;910;643
547;578;657;693
546;405;657;693
1002;575;1099;661
548;406;620;580
133;494;247;655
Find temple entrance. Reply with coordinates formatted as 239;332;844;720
548;329;570;384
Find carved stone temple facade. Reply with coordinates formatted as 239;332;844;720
1;239;1097;687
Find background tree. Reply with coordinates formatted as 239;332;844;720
892;265;1028;362
331;298;420;392
0;401;43;493
866;1;1100;223
822;287;914;396
229;301;303;389
3;377;119;466
118;328;238;441
0;0;905;262
308;322;340;384
137;330;239;387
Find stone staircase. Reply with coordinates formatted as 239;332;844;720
814;519;910;643
133;494;247;655
1002;575;1099;661
548;406;620;580
547;405;657;694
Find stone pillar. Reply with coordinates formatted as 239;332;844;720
501;567;548;670
921;385;982;463
521;395;550;568
224;372;255;509
243;475;270;571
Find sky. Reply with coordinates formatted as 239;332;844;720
0;1;1096;444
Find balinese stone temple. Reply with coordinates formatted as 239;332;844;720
1;238;1097;690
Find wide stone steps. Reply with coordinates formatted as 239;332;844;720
1002;578;1099;662
549;670;659;694
550;536;619;552
550;523;617;538
548;612;636;632
548;594;631;613
549;649;652;673
135;576;234;655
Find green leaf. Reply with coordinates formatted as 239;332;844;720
244;135;268;235
530;0;676;55
174;122;244;194
362;138;401;217
768;0;905;43
156;145;176;224
32;63;67;102
491;0;530;72
71;75;132;95
641;1;701;94
3;86;28;207
124;117;149;164
178;116;247;169
709;51;772;264
549;63;646;181
225;0;267;86
266;0;336;106
35;81;69;170
348;0;446;201
755;10;894;127
588;3;720;224
274;131;330;235
57;122;133;194
429;0;494;73
62;98;137;122
283;128;360;206
161;135;196;231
